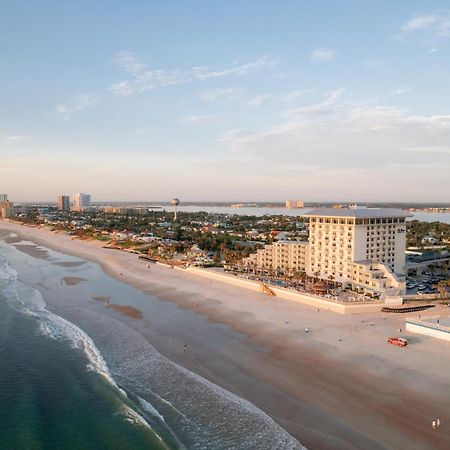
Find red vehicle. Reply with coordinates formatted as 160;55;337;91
387;337;408;347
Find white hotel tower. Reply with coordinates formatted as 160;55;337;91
304;207;411;295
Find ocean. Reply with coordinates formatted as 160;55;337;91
0;230;304;450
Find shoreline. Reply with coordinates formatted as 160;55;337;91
2;220;450;450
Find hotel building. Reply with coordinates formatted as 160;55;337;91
239;207;411;296
241;240;309;274
72;193;91;211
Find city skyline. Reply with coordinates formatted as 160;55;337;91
2;1;450;202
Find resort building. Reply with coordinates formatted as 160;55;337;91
240;240;309;275
57;195;70;211
239;207;411;297
285;200;304;208
72;193;91;211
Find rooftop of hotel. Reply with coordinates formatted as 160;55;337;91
303;207;413;219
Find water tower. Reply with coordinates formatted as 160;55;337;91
170;198;180;221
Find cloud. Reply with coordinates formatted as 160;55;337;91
55;94;98;120
200;88;244;102
244;89;315;107
191;56;276;80
429;47;439;53
181;115;225;125
202;88;315;107
310;48;336;62
219;90;450;171
393;85;411;95
400;13;450;38
3;135;29;144
110;52;276;96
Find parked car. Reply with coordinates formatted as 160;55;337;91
387;337;408;347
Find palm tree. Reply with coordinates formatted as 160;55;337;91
328;274;335;289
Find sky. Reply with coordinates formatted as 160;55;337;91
1;0;450;203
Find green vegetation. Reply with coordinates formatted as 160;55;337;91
407;220;450;249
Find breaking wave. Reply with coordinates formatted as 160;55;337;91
0;250;306;450
0;254;166;439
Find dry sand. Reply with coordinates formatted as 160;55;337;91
1;220;450;450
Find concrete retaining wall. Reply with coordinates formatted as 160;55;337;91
406;320;450;342
187;267;384;315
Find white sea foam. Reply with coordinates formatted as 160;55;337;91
138;397;166;422
0;249;171;438
119;404;152;429
0;252;113;385
0;255;17;287
38;310;117;386
0;248;306;449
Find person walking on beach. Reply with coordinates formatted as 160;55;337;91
183;343;187;353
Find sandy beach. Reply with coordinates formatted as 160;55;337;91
1;220;450;450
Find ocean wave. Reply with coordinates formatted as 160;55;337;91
139;397;166;422
0;247;306;449
0;255;18;288
118;404;152;429
0;257;168;440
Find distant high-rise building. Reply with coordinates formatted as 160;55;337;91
285;200;304;209
72;193;91;211
0;194;14;218
57;195;70;211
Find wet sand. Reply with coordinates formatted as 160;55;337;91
13;243;51;260
1;220;450;450
92;296;111;302
62;276;87;286
109;304;143;319
53;261;86;267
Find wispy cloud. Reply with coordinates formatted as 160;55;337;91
110;52;276;96
310;48;336;62
201;87;315;107
192;56;276;80
400;13;450;38
200;88;244;102
244;88;316;107
181;114;225;125
3;135;29;144
55;94;98;120
393;85;411;95
219;90;450;171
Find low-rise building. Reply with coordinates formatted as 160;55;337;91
240;240;309;275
